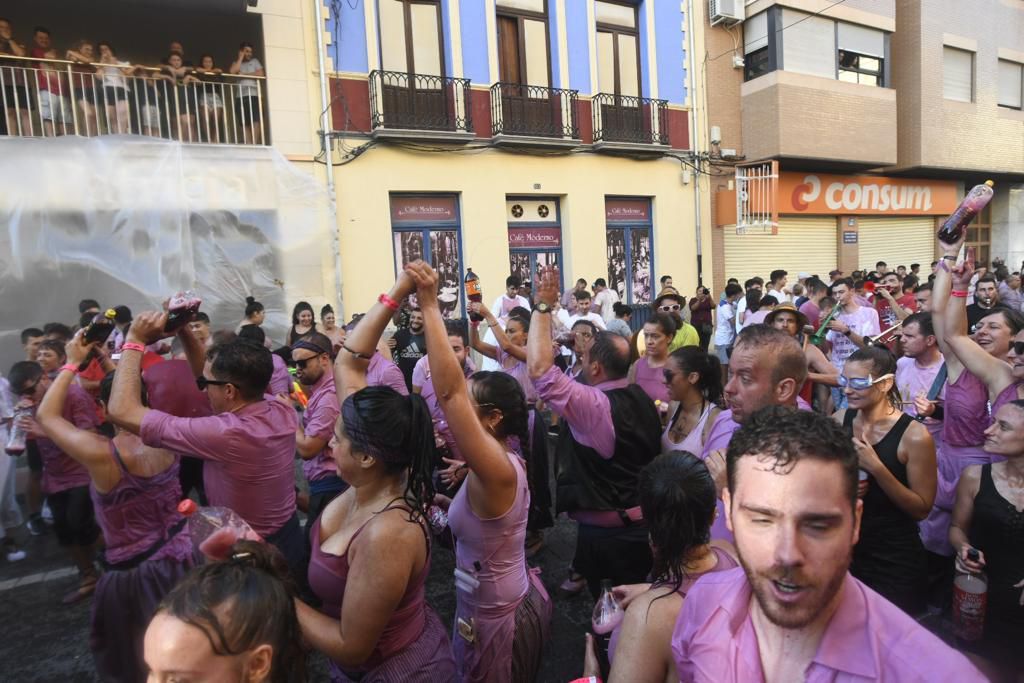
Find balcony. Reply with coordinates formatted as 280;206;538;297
0;55;267;145
368;70;474;143
592;93;669;153
489;83;579;148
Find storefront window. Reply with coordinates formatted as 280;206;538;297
605;198;653;304
506;197;562;293
390;194;463;319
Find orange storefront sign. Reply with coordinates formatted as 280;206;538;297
717;172;960;225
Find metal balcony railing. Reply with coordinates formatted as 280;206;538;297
0;55;267;144
368;70;472;133
592;93;669;145
489;82;579;139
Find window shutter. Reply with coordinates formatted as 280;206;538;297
998;59;1023;108
781;9;836;79
744;11;768;54
838;23;884;57
943;47;973;102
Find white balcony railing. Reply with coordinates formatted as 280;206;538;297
0;55;266;145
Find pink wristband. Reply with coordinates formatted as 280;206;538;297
951;290;968;298
122;341;146;353
378;293;400;311
59;363;80;375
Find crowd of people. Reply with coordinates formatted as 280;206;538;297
1;229;1022;683
0;18;265;143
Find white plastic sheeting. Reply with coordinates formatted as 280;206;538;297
0;136;333;372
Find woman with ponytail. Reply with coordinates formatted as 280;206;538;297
407;260;551;683
661;347;723;456
295;269;456;682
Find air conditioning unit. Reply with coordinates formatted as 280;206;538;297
709;0;745;27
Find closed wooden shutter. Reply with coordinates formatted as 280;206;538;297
723;216;837;286
857;217;935;273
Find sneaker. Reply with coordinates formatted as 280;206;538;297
26;515;46;536
41;502;54;524
4;543;26;562
559;570;586;596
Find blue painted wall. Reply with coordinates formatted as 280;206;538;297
460;0;490;83
638;3;651;98
328;0;369;73
548;1;561;89
565;0;591;92
655;1;687;105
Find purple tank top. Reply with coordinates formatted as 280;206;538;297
942;369;991;447
633;356;670;404
90;442;191;565
990;382;1024;419
308;511;430;670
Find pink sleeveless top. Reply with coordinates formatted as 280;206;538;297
308;509;431;670
661;402;715;455
991;381;1024;418
495;346;536;405
633;356;670;404
942;369;991;447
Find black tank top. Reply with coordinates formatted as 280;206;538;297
969;464;1024;630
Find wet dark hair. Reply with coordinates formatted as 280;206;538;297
290;301;315;326
645;311;679;338
589;331;631;380
21;328;44;344
8;361;42;395
668;347;723;405
847;346;900;409
506;310;530;335
155;540;305;683
641;453;717;594
206;340;273;401
727;406;858;510
237;324;266;345
78;298;100;314
244;296;264;318
341;387;436;523
469;370;531;478
902;312;934;337
42;322;73;342
193;312;211;325
612;302;631;318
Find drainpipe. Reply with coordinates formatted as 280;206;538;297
686;0;704;286
313;0;345;317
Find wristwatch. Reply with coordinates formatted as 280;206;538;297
533;302;552;314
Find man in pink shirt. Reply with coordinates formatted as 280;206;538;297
108;311;307;586
291;333;343;534
673;406;984;682
366;351;409;396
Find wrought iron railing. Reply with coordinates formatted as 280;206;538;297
490;82;578;139
368;70;472;133
592;93;669;145
0;55;267;144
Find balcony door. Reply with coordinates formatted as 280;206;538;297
496;1;557;136
378;0;449;129
595;1;643;141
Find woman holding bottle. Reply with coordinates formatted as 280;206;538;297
297;269;456;681
36;334;194;682
628;313;676;405
949;400;1024;681
835;346;937;615
408;260;551;683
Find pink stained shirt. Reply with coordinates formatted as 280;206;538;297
36;382;100;494
301;370;339;484
269;353;291;396
411;354;476;462
799;299;822;328
672;567;985;683
140;399;298;537
366;352;409;396
532;365;628;459
895;355;944;441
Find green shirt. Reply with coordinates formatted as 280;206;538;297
669;322;700;352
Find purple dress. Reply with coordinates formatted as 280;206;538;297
308;514;456;682
632;356;670;405
90;442;195;683
448;452;552;682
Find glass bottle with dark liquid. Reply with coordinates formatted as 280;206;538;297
465;269;483;322
165;290;202;334
938;181;994;245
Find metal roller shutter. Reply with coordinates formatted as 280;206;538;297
857;217;936;273
723;217;838;286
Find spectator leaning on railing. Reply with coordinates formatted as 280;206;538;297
230;41;264;144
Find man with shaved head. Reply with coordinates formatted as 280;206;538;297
529;269;662;597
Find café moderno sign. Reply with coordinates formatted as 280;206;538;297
779;173;959;216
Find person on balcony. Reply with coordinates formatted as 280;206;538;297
196;54;225;143
97;43;132;135
0;18;33;135
230;42;264;144
66;40;99;136
161;51;199;142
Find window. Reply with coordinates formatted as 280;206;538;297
379;0;444;76
838;23;884;86
943;46;974;102
743;11;771;80
496;0;550;86
390;194;463;319
998;59;1023;109
595;1;641;98
605;198;653;304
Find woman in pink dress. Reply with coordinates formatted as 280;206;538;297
407;260;551;683
629;312;676;405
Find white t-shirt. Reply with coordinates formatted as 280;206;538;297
567;312;607;331
767;288;790;304
735;295;749;334
238;57;263;97
101;61;130;89
826;305;881;372
592;288;620;321
714;301;737;347
490;294;531;320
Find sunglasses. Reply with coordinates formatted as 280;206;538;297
659;304;681;312
1013;341;1024;356
838;373;894;391
196;376;232;391
294;356;322;370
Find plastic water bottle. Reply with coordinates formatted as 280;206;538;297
952;549;987;643
165;290;203;334
177;499;262;560
938;181;994;245
466;269;483;322
4;406;31;455
591;579;624;635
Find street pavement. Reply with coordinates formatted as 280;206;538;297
0;453;593;682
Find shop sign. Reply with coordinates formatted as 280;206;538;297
605;198;651;223
390;196;458;224
508;227;561;248
780;173;958;216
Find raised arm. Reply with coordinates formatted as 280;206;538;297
528;268;559;379
108;311;169;433
334;273;415;401
468;304;499;360
406;261;516;518
36;335;111;474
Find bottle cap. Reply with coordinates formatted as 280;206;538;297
984;180;994;187
177;499;198;515
104;308;117;320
